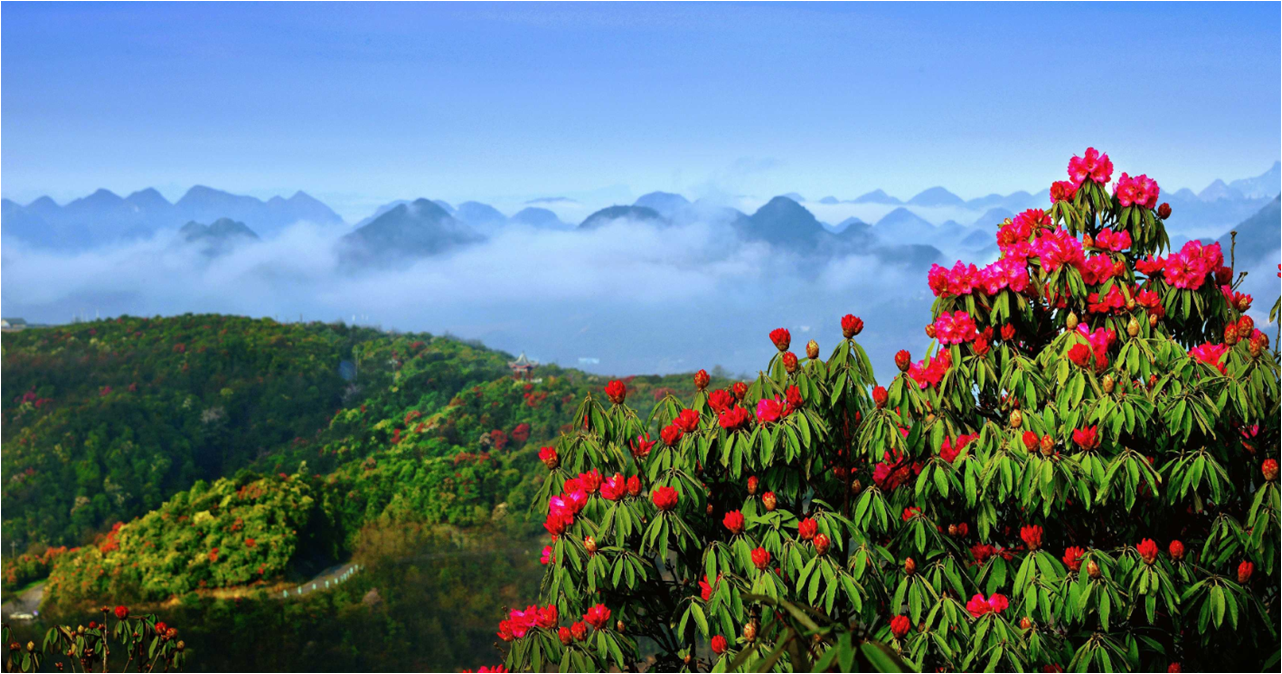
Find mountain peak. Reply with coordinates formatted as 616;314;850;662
907;186;964;207
852;189;902;205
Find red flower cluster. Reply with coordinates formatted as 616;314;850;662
1063;546;1086;572
584;603;611;630
873;447;922;491
605;380;627;405
966;592;1009;618
841;314;863;338
1020;525;1043;551
1067;147;1113;185
751;547;771;570
1072;426;1099;450
1114;172;1160;209
711;635;728;655
890;615;911;639
1142;240;1224;290
940;433;975;463
651;486;679;511
723;510;745;535
1189;343;1229;375
906;350;952;389
798;517;817;540
1137;538;1160;565
629;434;656;458
769;328;791;352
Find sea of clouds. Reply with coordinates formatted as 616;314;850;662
3;213;1277;380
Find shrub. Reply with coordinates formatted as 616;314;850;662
485;149;1280;672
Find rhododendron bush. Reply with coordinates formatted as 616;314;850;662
484;149;1280;673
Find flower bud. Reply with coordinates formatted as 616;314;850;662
850;479;862;495
1082;233;1094;248
842;314;864;338
782;351;798;374
813;533;830;555
895;350;911;372
616;620;625;633
1019;617;1033;630
947;524;958;537
1157;203;1171;219
1086;559;1101;579
762;491;777;512
872;386;888;409
1066;312;1079;331
26;642;34;653
1249;337;1264;358
1009;409;1022;429
1125;298;1137;311
904;557;916;576
694;369;710;391
1169;540;1185;561
558;626;573;645
924;324;936;339
743;622;758;642
1237;315;1254;339
1022;431;1039;453
1263;459;1279;482
1127;316;1140;338
805;340;820;360
1149;314;1158;327
1102;375;1115;394
584;535;597;555
747;476;759;495
1238;560;1254;584
1224;323;1239;345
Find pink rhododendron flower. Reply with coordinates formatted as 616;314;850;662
1050;180;1078;203
1068;147;1113;185
1079;255;1119;285
1087;286;1126;315
1032;228;1086;272
907;350;953;389
1189;343;1229;374
1114;173;1160;209
1164;241;1223;290
1077;325;1116;370
978;257;1030;295
755;397;787;424
1093;228;1132;252
540;545;555;565
928;261;980;297
933;311;980;345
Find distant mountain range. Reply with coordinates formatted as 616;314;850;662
3;186;343;248
5;162;1277;268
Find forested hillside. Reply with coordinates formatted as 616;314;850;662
2;315;717;612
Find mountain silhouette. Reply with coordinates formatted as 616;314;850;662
852;189;902;205
907;187;965;207
511;207;567;229
633;192;691;219
578;205;664;229
179;217;260;256
339;199;484;265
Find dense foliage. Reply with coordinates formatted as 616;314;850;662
41;472;327;604
1;315;389;548
7;313;721;610
488;149;1280;673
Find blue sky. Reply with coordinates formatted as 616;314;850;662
3;2;1279;220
